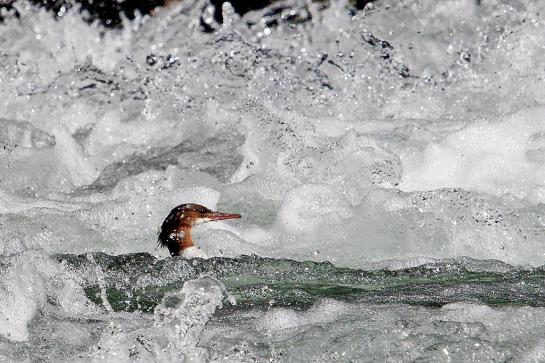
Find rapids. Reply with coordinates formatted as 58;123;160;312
0;0;544;360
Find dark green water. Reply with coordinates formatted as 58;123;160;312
54;253;545;312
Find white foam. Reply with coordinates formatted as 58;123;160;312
400;107;545;203
277;184;353;235
260;299;352;335
86;277;225;361
0;253;46;341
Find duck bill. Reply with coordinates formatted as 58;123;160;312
208;211;242;221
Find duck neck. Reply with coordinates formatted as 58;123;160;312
177;225;193;253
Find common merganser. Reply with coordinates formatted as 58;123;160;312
158;203;241;258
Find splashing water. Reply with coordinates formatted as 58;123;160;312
1;0;545;360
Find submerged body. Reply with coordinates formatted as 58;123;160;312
158;203;241;257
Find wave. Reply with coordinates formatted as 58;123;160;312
54;252;545;312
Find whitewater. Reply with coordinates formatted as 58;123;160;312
1;0;545;361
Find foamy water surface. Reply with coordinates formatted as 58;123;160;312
1;0;545;360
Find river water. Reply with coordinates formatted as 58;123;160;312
1;0;545;361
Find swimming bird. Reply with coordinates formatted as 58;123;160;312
158;203;241;258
